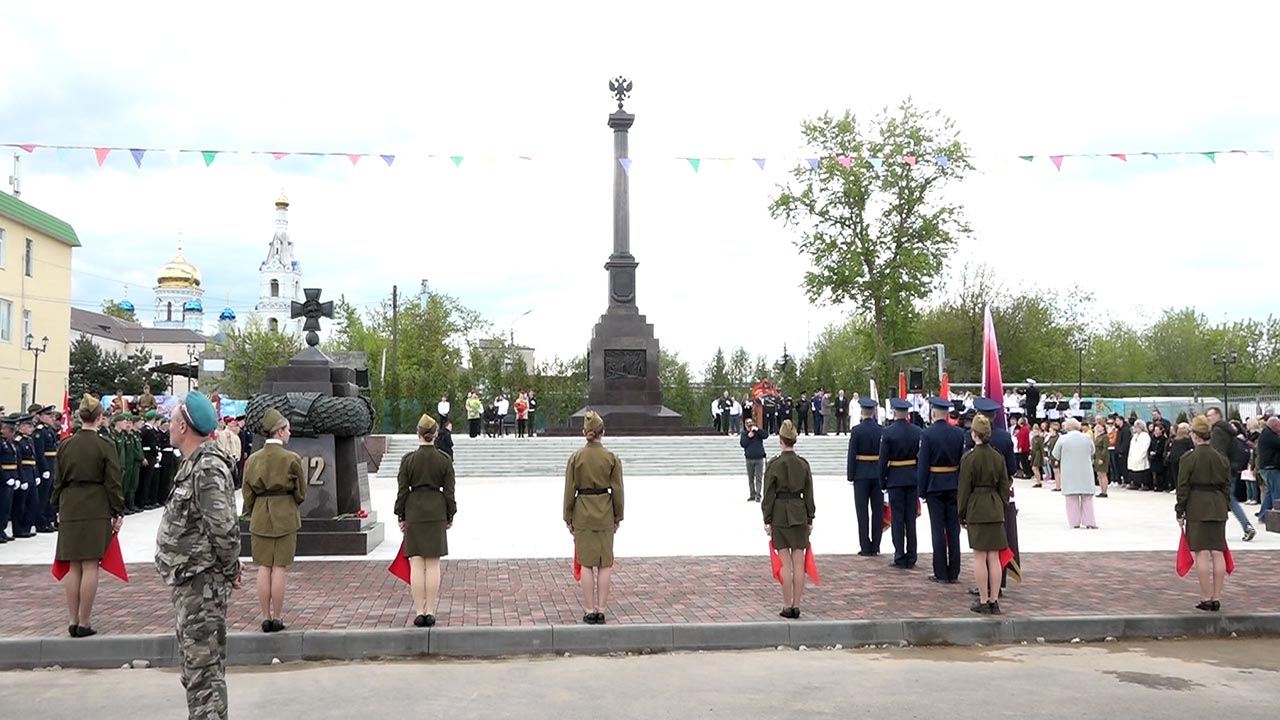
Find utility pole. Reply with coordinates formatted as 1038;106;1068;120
391;285;400;432
8;153;20;197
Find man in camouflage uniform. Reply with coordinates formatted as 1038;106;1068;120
155;392;241;720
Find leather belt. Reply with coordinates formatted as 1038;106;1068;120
775;491;803;499
408;485;441;493
576;487;610;496
855;454;879;461
929;465;959;473
258;489;295;497
888;460;916;467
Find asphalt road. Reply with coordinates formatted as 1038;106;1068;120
3;639;1277;719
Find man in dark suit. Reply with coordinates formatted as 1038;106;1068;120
880;399;922;569
812;390;826;436
834;390;851;435
796;392;810;435
848;397;883;556
919;397;965;583
1025;380;1041;424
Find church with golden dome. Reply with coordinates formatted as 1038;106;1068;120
153;239;205;331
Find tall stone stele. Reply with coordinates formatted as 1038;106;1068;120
570;78;683;433
239;288;385;556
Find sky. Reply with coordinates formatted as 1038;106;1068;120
2;1;1278;375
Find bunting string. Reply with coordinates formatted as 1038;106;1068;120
3;143;1276;173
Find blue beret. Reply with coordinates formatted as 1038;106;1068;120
182;391;219;435
858;397;878;409
890;398;911;411
973;397;1001;414
929;397;952;410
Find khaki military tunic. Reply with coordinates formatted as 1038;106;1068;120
52;429;125;561
242;441;306;566
761;451;815;550
1175;444;1230;551
394;444;456;558
563;442;624;567
958;444;1011;550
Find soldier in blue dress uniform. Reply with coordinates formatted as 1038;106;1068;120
32;404;61;532
880;398;922;569
12;415;40;538
967;397;1020;596
847;397;884;556
919;397;966;583
0;416;19;543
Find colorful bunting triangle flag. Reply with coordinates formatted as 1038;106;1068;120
903;156;917;166
57;147;69;163
1202;152;1216;163
1111;153;1127;162
347;154;361;166
201;150;217;167
753;158;766;170
450;156;464;167
272;152;288;160
18;144;37;153
619;158;632;175
94;147;111;166
381;154;395;166
935;156;949;167
1050;155;1064;171
167;149;182;165
1143;152;1159;160
130;149;146;168
869;157;883;170
1018;155;1035;163
805;158;819;170
687;158;700;172
1263;150;1275;160
835;156;851;169
721;158;734;169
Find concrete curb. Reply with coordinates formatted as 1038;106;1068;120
3;613;1278;670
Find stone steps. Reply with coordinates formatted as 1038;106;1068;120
377;433;856;478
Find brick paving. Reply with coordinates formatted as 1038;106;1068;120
2;551;1278;638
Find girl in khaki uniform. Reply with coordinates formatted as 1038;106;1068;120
1176;415;1231;611
563;411;624;625
958;414;1012;615
52;395;124;638
761;420;814;619
242;408;305;632
394;414;456;627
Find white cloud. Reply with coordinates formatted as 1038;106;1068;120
4;0;1278;374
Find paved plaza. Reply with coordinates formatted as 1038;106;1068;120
1;439;1276;637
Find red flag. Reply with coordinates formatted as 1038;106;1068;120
1178;532;1235;576
52;533;129;582
882;501;892;531
60;389;72;439
769;543;820;585
939;372;950;400
999;545;1022;582
981;307;1006;428
388;541;410;584
573;544;581;581
898;372;906;400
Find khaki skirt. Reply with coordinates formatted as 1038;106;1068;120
966;521;1008;551
55;519;112;562
1186;520;1226;552
574;528;615;568
771;523;810;551
251;533;298;567
404;520;449;558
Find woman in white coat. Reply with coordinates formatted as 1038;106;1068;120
1052;419;1099;528
1127;420;1153;490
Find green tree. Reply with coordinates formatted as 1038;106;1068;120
69;337;169;399
770;100;973;387
659;349;700;425
728;347;751;388
704;347;729;390
205;318;302;398
100;299;137;322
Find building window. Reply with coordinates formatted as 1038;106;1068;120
166;301;173;322
0;298;11;342
269;318;279;332
24;238;33;277
20;383;29;410
270;279;279;297
22;309;31;340
0;227;6;268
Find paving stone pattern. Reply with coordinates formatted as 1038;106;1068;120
2;551;1277;638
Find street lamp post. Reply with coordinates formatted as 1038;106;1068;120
186;344;199;393
507;308;533;345
25;334;49;405
1210;350;1239;418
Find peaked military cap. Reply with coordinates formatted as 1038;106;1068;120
890;398;911;412
929;397;952;410
858;397;878;409
973;397;1002;414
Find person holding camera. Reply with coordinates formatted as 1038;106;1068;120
740;416;769;502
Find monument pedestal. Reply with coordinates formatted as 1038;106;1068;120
240;315;385;558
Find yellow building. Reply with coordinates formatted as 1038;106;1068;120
0;192;78;412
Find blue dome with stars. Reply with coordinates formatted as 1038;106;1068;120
219;306;236;321
183;299;203;312
118;299;135;313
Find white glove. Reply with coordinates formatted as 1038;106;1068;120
20;483;28;490
34;477;40;486
5;478;14;487
42;471;50;479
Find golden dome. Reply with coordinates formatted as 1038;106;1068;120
156;246;202;288
275;191;289;209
